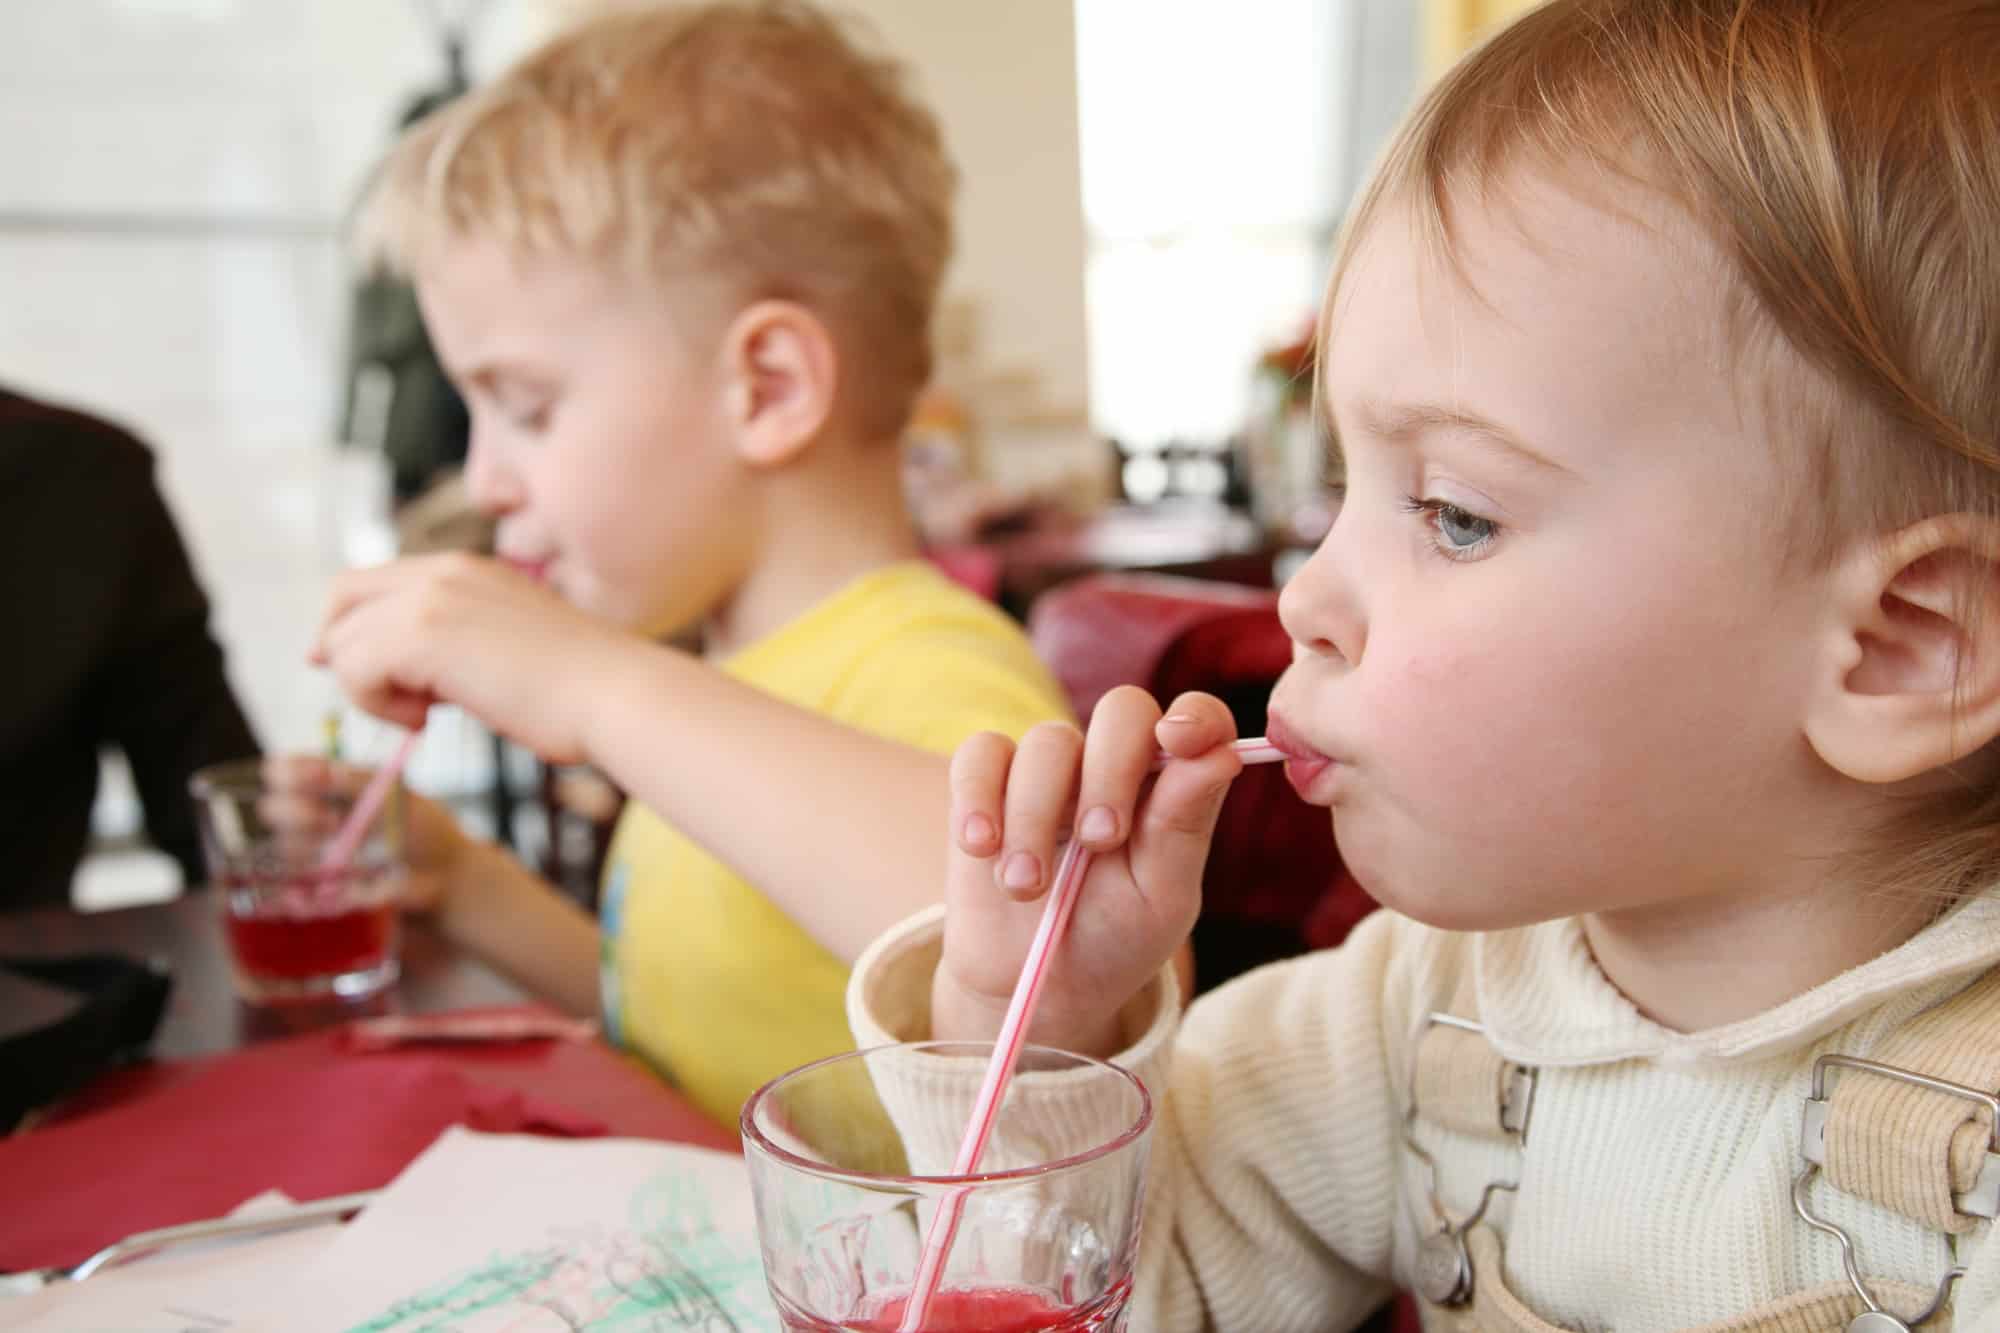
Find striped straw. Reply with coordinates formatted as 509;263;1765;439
898;736;1286;1329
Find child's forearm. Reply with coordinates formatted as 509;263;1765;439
435;838;602;1016
578;638;956;964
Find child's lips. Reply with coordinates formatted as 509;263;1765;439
499;554;553;584
1265;713;1336;797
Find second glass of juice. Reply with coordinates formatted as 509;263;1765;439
742;1041;1152;1331
189;758;404;1003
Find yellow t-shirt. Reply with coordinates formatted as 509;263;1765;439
598;561;1071;1127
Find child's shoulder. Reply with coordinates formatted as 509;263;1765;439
1200;908;1486;1055
1366;910;1482;1058
838;560;1024;640
831;562;1071;728
749;560;1069;747
1265;908;1582;1074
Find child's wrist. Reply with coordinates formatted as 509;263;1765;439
930;971;1126;1060
568;634;667;771
431;835;499;928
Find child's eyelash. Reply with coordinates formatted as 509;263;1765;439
1399;494;1499;561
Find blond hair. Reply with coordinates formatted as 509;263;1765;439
358;0;957;439
1326;0;2000;902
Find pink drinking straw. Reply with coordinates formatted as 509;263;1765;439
317;728;423;876
897;736;1285;1330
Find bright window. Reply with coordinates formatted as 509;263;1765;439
1074;0;1415;446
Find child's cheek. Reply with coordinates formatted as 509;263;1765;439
1370;641;1564;810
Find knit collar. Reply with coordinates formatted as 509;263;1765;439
1474;889;2000;1068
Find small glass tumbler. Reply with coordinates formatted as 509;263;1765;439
189;758;404;1003
742;1042;1152;1331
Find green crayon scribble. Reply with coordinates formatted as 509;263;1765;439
346;1169;769;1332
344;1247;568;1331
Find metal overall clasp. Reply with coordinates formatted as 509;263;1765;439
1793;1053;1998;1332
1405;1013;1537;1308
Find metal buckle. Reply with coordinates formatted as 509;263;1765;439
1793;1054;1986;1330
1426;1012;1540;1143
1404;1013;1532;1308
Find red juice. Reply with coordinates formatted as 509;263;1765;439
226;901;395;978
778;1281;1129;1332
221;864;400;999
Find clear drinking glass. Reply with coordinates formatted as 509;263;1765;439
189;758;404;1003
742;1041;1152;1332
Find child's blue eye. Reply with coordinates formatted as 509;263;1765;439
1401;495;1498;559
1435;504;1493;549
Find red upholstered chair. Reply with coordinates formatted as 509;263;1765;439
1025;573;1377;992
923;543;1003;603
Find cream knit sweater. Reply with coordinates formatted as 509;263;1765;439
846;893;2000;1331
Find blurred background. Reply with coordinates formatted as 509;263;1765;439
0;0;1530;907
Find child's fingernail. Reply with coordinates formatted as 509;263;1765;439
1079;805;1117;843
963;812;997;849
1000;852;1041;892
1161;712;1199;726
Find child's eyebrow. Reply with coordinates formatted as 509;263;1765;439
461;362;559;397
1348;399;1574;478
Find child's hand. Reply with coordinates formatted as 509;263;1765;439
257;756;470;913
931;687;1242;1057
311;554;631;764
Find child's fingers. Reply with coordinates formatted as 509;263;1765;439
1073;685;1164;851
253;791;344;836
260;755;372;796
321;611;435;732
997;721;1085;901
949;731;1015;859
1127;692;1241;914
260;753;329;790
355;689;431;734
1154;691;1238;759
313;563;404;659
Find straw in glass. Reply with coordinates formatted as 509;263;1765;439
316;728;422;876
897;736;1286;1329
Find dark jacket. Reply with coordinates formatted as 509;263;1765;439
0;387;259;908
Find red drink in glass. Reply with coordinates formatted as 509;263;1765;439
743;1045;1150;1333
777;1280;1131;1331
193;755;410;1006
220;863;402;1001
223;860;398;984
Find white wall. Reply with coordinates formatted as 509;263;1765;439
845;0;1092;421
0;1;562;760
1076;0;1417;446
0;0;1090;759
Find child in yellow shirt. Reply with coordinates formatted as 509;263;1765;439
302;1;1068;1126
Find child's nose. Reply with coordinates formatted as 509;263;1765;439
462;428;524;515
1277;529;1363;666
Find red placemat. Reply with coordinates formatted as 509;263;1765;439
1;1006;737;1272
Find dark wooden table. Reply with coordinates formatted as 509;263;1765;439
0;890;744;1279
0;890;531;1061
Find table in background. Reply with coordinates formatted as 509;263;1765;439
0;891;733;1150
0;890;744;1278
0;890;527;1061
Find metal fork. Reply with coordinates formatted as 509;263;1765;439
0;1190;375;1296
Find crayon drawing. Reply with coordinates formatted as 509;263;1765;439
252;1130;776;1333
346;1170;768;1332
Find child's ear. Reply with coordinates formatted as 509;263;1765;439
1806;515;2000;783
719;301;839;466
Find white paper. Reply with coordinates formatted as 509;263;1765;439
241;1127;776;1332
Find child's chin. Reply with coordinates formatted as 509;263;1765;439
1362;874;1556;935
